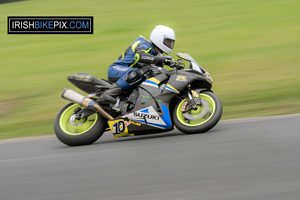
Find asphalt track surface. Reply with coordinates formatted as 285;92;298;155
1;114;300;200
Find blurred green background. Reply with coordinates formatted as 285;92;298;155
0;0;299;139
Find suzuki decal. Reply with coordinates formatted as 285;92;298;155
123;106;172;129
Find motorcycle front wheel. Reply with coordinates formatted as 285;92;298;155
54;103;107;146
172;91;222;134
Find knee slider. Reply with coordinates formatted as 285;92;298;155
126;69;143;83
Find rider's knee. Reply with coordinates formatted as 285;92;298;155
126;69;143;83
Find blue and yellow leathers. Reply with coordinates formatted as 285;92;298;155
108;36;159;91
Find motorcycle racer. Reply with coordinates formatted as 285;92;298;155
97;25;175;105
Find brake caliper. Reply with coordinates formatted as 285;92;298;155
181;90;208;120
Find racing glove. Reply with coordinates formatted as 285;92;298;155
161;56;174;66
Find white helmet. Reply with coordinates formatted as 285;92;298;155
150;25;175;55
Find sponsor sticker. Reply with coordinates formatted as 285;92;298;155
74;74;92;82
129;120;141;126
192;90;199;97
125;121;131;127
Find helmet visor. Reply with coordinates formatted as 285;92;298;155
163;38;175;49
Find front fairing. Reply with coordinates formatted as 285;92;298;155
165;69;212;91
177;53;213;83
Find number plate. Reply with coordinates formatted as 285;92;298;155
108;119;134;138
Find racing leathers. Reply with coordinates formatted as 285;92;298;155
97;35;170;105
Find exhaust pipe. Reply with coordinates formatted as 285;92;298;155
61;88;114;120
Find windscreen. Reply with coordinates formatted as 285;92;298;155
177;53;207;74
177;53;195;62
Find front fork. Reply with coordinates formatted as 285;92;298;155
182;87;202;113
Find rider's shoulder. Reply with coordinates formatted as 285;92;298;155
130;36;152;51
137;35;152;46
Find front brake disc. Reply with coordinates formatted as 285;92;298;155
183;99;209;120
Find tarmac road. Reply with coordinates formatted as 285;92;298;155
1;114;300;200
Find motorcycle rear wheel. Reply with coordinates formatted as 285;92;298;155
172;91;222;134
54;103;107;146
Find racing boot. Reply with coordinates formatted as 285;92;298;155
97;83;123;105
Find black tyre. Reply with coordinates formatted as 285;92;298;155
172;91;222;134
54;103;107;146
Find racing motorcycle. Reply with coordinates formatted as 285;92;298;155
54;53;223;146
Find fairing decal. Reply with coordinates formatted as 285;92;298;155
166;84;179;94
160;104;172;129
142;79;159;89
123;105;172;129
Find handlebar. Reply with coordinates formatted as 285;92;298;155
168;59;184;70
